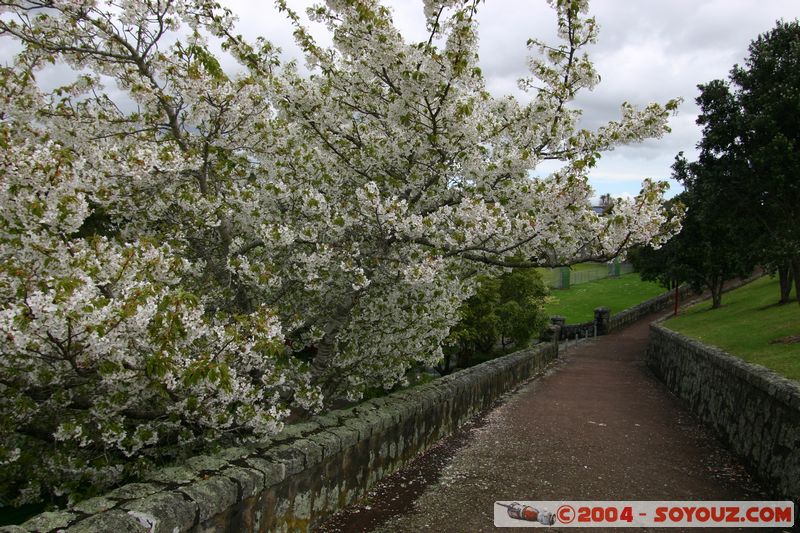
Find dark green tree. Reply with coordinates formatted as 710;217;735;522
685;22;800;304
647;22;800;306
496;269;549;350
632;150;756;309
731;20;800;304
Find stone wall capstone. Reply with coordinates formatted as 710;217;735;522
646;324;800;500
3;336;560;533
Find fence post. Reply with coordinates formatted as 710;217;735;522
594;307;611;336
560;267;570;289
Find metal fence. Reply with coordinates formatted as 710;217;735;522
546;261;635;289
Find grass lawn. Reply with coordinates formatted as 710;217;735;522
664;276;800;382
544;273;665;323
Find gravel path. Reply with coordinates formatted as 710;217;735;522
319;312;773;532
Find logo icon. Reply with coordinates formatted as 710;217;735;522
557;504;576;524
496;502;555;525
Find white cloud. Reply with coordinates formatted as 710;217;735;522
3;0;800;198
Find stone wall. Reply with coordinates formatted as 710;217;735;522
609;273;762;332
646;324;800;500
546;285;691;342
4;338;559;533
608;285;692;332
559;320;596;339
547;315;596;341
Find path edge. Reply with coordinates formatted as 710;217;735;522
646;323;800;502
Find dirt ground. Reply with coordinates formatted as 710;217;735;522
318;312;795;532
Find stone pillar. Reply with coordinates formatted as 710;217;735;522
544;324;561;353
550;316;566;342
540;316;563;343
594;307;610;336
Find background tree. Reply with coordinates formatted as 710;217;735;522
731;20;800;305
632;149;756;308
438;276;502;374
598;193;615;214
0;0;679;504
667;21;800;306
628;197;686;292
496;269;549;350
437;268;548;375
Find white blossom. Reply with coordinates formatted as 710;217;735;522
0;0;679;504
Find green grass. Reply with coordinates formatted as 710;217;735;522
544;273;665;323
664;276;800;382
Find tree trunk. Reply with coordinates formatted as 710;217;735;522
778;262;794;304
710;276;723;309
434;352;452;376
673;279;680;316
792;255;800;306
310;294;356;400
456;343;471;370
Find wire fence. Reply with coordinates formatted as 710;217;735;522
545;262;635;289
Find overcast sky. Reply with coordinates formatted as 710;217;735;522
4;1;800;200
221;0;800;200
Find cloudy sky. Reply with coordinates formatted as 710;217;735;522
220;0;800;200
4;0;800;200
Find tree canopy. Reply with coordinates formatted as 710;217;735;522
634;20;800;308
438;268;548;374
731;20;800;304
0;0;678;504
632;151;755;309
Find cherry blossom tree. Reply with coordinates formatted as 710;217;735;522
0;0;679;503
262;0;680;393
